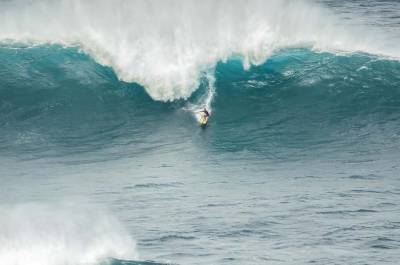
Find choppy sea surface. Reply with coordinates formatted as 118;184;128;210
1;1;400;264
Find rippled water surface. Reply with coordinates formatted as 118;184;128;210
1;1;400;265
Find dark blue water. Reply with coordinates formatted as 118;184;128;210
1;1;400;265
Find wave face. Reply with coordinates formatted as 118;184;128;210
0;0;399;101
1;46;399;162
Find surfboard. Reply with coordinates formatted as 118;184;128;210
199;115;208;127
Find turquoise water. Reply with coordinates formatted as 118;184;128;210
1;1;400;265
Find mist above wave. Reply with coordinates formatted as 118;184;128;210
0;0;397;101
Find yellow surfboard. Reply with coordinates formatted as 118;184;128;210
199;114;208;126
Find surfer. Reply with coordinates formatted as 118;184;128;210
200;108;210;118
199;108;210;126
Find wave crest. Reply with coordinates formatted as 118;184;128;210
0;0;398;100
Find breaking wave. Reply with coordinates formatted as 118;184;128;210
0;0;398;101
0;202;138;265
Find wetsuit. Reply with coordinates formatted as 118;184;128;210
202;110;209;117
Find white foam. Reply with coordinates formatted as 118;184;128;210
0;0;398;101
0;202;138;265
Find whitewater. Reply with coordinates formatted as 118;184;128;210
1;1;400;265
0;0;399;101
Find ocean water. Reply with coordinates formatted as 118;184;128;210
1;1;400;265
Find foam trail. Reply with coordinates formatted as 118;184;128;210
202;72;216;113
183;71;216;123
0;0;398;101
0;202;138;265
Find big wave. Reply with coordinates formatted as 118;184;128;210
1;46;399;161
0;0;398;101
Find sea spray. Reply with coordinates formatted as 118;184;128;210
0;202;138;265
0;0;398;101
